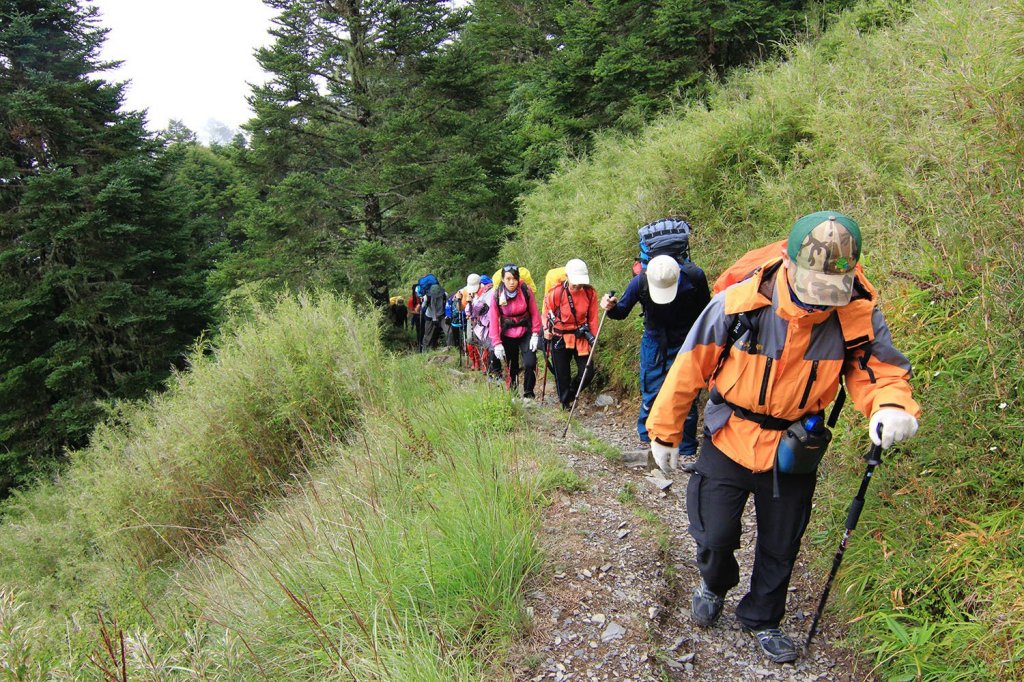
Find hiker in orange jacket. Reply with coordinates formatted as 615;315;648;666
647;211;920;664
407;284;423;346
543;259;600;409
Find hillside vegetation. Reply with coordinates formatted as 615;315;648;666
0;294;568;679
504;0;1023;677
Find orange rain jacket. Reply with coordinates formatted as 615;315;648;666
543;282;599;355
647;258;921;473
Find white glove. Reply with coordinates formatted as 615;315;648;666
869;408;919;449
493;343;505;362
529;333;539;352
651;441;678;475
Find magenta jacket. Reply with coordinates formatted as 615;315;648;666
488;283;541;345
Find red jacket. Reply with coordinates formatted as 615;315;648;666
542;283;599;355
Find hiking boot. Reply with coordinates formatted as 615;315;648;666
749;627;798;664
691;579;725;627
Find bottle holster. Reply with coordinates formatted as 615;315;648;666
776;419;833;475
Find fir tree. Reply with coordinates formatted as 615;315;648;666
0;0;214;493
234;0;498;303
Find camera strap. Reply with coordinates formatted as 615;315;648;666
562;281;580;328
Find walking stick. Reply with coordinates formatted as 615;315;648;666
540;341;550;401
805;430;884;651
540;317;553;402
561;290;614;438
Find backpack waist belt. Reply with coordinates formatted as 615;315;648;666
709;386;790;431
551;325;586;337
500;315;529;330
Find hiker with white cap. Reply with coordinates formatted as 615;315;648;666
601;251;710;455
645;211;920;664
543;259;600;409
468;275;496;375
459;273;483;370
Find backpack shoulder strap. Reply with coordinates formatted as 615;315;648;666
637;276;650;306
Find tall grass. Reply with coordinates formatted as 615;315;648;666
169;365;543;679
505;0;1024;677
1;293;381;606
0;294;560;678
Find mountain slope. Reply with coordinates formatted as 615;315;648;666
503;0;1024;677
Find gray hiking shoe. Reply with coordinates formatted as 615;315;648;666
691;579;725;627
750;627;798;663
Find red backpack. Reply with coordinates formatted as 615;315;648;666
712;239;787;295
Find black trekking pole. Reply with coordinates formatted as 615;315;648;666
456;313;464;367
540;340;551;402
805;429;884;651
561;290;614;439
540;316;553;402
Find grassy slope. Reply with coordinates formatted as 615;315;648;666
0;294;571;679
504;0;1023;678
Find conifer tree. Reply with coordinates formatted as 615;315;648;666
508;0;857;177
0;0;213;493
236;0;495;303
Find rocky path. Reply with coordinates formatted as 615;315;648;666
505;389;878;682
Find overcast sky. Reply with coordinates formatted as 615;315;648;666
94;0;278;143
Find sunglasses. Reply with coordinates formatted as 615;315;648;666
502;264;518;273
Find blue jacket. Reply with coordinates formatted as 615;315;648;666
608;262;711;347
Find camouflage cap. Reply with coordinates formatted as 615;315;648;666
787;211;862;307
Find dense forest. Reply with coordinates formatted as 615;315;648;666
1;0;857;493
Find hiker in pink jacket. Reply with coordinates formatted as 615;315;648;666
488;264;542;398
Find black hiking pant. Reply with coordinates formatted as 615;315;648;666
686;437;817;630
501;333;537;397
412;313;423;348
550;341;594;408
422;316;442;351
487;346;502;379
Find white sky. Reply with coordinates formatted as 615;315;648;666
94;0;278;143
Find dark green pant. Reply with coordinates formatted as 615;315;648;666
686;437;817;630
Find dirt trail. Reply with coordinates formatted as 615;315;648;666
506;388;878;682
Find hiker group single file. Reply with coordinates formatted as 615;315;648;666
400;212;921;665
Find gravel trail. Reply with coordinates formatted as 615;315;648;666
504;388;878;682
